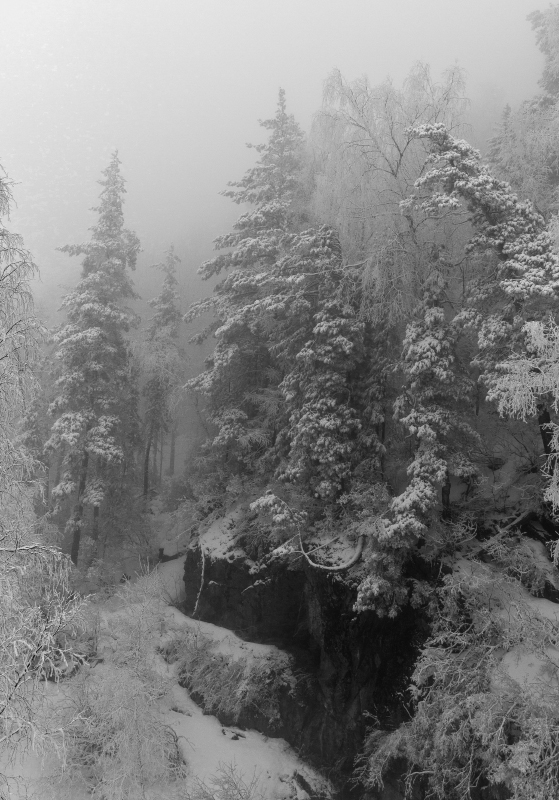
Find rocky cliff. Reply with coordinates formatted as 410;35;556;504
180;511;426;797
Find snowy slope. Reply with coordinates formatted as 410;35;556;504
0;572;332;800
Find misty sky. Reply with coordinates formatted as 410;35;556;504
0;0;545;319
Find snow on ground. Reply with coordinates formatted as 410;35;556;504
523;535;559;592
0;574;332;800
153;508;191;557
156;554;187;605
118;504;191;582
162;603;285;662
200;507;249;561
157;661;329;800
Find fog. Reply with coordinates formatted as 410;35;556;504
0;0;544;321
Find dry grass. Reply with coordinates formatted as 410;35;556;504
50;570;187;800
160;629;302;728
183;763;263;800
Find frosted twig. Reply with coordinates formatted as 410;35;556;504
193;540;206;618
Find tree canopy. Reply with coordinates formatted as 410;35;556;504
47;153;140;564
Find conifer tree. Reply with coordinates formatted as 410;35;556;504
186;90;306;482
247;225;368;500
47;153;140;564
488;99;559;219
528;5;559;97
488;9;559;219
188;92;371;504
387;269;477;546
142;246;184;498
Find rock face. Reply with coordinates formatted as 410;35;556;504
184;544;307;643
183;536;424;797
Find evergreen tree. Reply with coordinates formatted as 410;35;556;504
528;5;559;97
388;269;477;543
142;245;184;498
186;90;306;484
46;153;140;564
245;225;368;500
488;9;559;219
188;92;371;505
488;99;559;219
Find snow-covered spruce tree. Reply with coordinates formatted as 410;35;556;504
212;221;372;503
279;298;364;500
142;245;184;498
185;89;307;485
406;123;559;374
47;153;140;565
528;4;559;97
355;266;479;616
188;91;374;506
487;7;559;222
386;272;476;531
251;226;368;501
488;98;559;220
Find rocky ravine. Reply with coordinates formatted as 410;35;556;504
181;510;425;798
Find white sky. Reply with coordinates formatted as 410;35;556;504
0;0;545;317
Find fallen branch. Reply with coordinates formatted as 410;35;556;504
298;533;365;572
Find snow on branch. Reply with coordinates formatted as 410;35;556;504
404;122;559;299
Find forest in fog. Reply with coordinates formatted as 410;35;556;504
6;3;559;800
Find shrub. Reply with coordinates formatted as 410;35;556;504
161;628;302;728
358;554;559;800
59;665;186;800
108;570;167;673
52;570;186;800
184;762;263;800
0;543;86;760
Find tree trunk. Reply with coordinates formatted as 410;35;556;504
45;458;52;507
92;505;99;541
143;426;153;499
378;417;386;479
169;424;176;476
538;404;553;456
442;469;451;521
55;452;63;487
51;451;63;511
70;451;89;565
152;429;158;483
